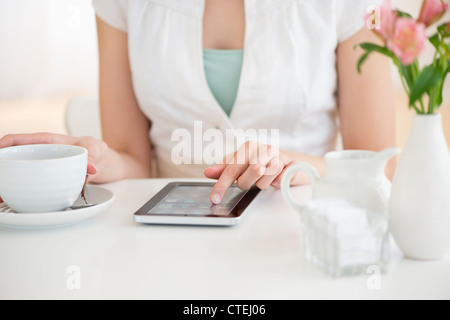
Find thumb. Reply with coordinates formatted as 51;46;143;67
86;157;98;184
87;157;98;176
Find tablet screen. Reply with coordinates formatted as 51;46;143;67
148;185;247;216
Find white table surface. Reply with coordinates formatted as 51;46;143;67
0;178;449;300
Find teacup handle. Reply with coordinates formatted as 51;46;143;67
281;163;320;212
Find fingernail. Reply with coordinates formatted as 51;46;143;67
272;181;280;188
212;193;221;204
88;163;97;175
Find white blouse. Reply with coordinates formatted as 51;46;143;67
92;0;381;178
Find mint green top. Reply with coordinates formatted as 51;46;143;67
203;49;244;116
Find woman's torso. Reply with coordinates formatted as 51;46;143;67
92;0;378;178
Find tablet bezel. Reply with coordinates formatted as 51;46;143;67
133;182;261;226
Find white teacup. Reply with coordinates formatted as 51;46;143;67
0;144;88;213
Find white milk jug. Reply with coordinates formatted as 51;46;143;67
281;148;400;217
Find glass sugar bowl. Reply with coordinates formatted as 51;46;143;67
299;199;390;277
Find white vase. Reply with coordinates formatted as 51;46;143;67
390;113;450;260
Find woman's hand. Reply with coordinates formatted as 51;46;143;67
0;132;108;203
204;141;302;204
0;132;102;172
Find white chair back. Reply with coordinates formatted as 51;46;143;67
65;97;102;140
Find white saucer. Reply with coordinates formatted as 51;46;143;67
0;185;115;229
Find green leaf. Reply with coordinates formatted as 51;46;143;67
359;43;394;59
429;34;440;50
357;51;371;73
438;22;450;38
356;43;395;73
434;60;450;109
396;10;413;19
443;42;450;56
409;66;442;107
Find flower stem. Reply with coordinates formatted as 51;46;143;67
412;103;422;114
397;69;421;113
419;98;426;114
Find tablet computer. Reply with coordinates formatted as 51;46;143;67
133;182;261;226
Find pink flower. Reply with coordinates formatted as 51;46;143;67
418;0;449;27
367;0;398;42
387;18;427;65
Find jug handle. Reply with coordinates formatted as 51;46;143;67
281;163;320;212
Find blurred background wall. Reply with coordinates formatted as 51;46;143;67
0;0;97;135
0;0;449;147
0;0;97;99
